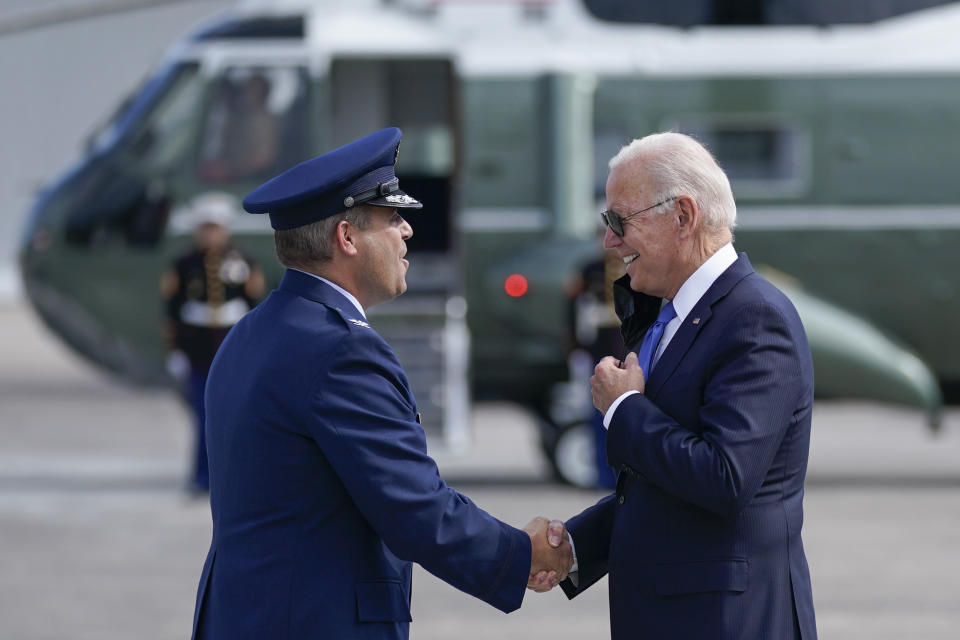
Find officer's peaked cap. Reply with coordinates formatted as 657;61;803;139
243;127;422;230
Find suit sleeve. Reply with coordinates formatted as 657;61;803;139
559;493;617;599
305;330;531;613
607;302;806;518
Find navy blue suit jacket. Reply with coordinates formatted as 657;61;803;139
192;269;530;639
561;254;817;640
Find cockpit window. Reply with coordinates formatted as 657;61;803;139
64;63;204;247
140;67;206;171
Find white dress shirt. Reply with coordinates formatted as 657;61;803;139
293;269;366;318
602;243;737;428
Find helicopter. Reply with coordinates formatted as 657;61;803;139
19;0;959;486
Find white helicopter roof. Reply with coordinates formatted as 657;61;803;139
212;0;960;77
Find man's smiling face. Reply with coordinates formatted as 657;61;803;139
602;162;681;299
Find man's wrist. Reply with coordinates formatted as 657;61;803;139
567;531;578;573
603;390;640;429
566;530;579;587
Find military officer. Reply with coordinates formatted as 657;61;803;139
190;128;573;640
160;192;265;494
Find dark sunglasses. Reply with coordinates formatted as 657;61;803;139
600;196;677;237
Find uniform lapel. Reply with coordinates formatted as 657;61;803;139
646;254;754;401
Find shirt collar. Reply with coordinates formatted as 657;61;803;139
669;243;737;323
292;269;366;318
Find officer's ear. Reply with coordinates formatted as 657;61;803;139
335;219;360;257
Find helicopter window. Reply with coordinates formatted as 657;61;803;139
196;66;310;184
672;120;810;198
462;79;545;208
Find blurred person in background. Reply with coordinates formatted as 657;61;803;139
543;132;817;639
567;249;626;489
160;192;265;495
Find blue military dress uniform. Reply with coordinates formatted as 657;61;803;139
191;129;531;639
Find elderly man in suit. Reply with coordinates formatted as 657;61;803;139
550;132;817;639
190;128;572;640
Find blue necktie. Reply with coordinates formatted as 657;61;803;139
636;301;677;379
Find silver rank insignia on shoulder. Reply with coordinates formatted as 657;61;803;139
415;412;422;424
385;193;419;205
347;318;371;328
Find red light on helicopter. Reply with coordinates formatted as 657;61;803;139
504;274;528;297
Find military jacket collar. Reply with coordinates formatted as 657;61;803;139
279;269;369;325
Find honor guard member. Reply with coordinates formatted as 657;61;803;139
160;192;265;494
190;128;572;640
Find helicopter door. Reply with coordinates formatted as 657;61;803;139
329;57;467;452
330;58;457;255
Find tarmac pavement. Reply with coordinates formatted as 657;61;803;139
2;302;960;639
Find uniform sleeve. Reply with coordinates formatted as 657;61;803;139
305;330;531;613
607;302;806;517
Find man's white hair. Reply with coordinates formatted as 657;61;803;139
608;132;737;234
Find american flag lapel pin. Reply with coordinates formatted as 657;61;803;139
692;317;701;325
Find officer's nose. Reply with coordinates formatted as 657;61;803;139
400;217;413;240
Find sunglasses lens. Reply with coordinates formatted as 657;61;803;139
602;211;622;237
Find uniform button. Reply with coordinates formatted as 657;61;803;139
618;495;624;505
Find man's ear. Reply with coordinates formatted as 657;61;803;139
676;195;699;238
335;220;359;257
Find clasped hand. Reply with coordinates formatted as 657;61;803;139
590;351;645;414
523;517;573;593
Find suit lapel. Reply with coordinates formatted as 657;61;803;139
646;254;754;400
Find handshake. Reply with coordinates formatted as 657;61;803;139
523;517;574;593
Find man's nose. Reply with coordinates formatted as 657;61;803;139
602;225;620;249
400;218;413;240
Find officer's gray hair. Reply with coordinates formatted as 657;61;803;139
608;132;737;234
274;207;373;269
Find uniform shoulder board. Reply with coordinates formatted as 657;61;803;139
347;318;371;328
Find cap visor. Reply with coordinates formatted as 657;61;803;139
367;190;423;209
